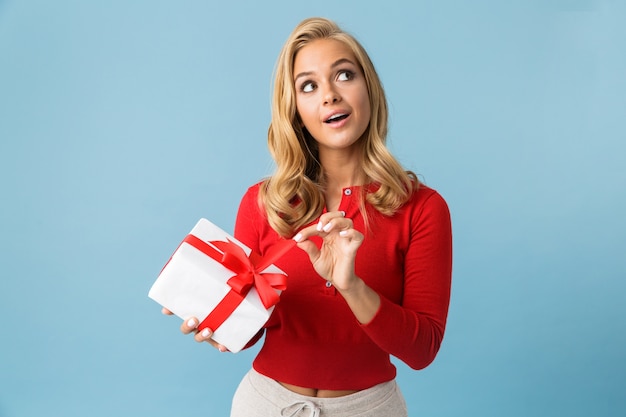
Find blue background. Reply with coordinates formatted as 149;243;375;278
1;1;624;416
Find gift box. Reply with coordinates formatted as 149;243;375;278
148;218;295;353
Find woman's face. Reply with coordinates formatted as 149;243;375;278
293;39;370;155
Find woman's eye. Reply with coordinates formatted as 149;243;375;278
301;82;315;93
337;70;354;81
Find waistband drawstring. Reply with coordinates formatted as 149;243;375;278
281;400;321;417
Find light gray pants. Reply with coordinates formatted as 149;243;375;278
230;368;408;417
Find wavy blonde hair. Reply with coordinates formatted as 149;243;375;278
260;17;417;237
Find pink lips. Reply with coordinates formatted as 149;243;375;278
323;111;350;126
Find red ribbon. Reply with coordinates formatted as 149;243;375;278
181;234;295;332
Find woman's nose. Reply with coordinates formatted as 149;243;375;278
323;84;341;105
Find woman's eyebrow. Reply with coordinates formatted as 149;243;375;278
294;58;357;82
294;70;313;83
331;58;356;69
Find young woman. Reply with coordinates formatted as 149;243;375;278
170;17;452;416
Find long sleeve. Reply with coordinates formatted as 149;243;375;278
360;191;453;369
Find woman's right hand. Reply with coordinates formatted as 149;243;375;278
161;308;230;352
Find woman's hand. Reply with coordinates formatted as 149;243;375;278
161;308;230;352
293;211;380;324
293;210;364;292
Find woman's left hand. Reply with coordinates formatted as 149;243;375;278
293;211;364;291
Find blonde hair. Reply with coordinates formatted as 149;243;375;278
261;17;417;237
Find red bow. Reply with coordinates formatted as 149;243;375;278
182;234;295;332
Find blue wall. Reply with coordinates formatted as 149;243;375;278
1;1;624;416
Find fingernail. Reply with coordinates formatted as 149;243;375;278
219;346;227;352
339;230;348;236
293;233;302;242
316;221;323;231
201;328;211;338
323;223;332;232
340;211;346;217
187;318;197;328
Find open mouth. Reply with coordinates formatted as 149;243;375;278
324;113;349;123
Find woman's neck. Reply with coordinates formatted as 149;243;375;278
319;149;367;190
320;154;367;212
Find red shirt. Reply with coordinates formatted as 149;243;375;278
234;182;452;390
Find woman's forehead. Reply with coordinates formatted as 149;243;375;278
294;40;358;80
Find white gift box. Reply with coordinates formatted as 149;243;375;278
148;218;289;353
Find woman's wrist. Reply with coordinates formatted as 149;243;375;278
336;276;381;325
